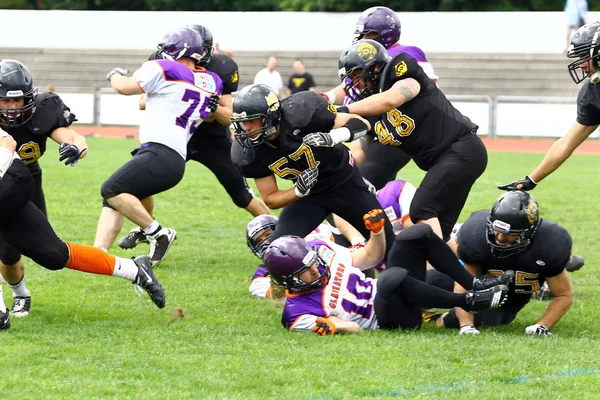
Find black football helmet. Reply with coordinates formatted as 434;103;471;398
338;39;391;102
187;24;214;66
486;190;540;258
231;84;281;148
567;21;600;84
0;59;38;128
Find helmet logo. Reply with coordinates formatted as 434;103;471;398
6;90;24;97
356;42;377;62
265;92;280;113
525;200;539;225
492;220;511;234
231;71;239;83
394;61;408;77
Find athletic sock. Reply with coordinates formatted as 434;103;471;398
7;275;31;298
112;258;139;281
144;220;161;236
65;242;116;276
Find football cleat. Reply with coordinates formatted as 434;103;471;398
117;227;149;249
565;255;585;272
11;296;31;318
533;282;553;301
465;285;508;311
148;227;177;267
0;308;10;330
133;255;166;308
473;270;514;291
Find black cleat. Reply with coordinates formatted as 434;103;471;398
0;308;10;331
148;228;177;267
133;255;165;309
565;255;584;272
465;285;508;312
473;270;514;291
11;296;31;318
118;227;149;250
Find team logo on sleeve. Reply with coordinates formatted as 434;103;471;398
265;91;280;112
394;61;408;77
231;71;239;83
357;42;377;62
327;102;337;115
195;73;217;94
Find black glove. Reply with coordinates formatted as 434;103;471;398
336;106;350;113
207;94;220;113
497;176;537;191
294;167;319;197
303;132;334;147
106;67;128;81
59;143;86;167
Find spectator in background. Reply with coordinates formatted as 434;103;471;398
565;0;588;49
253;56;284;98
287;59;316;96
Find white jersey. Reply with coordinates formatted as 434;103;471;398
134;60;223;159
376;179;417;234
281;238;379;331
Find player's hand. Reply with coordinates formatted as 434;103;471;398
498;176;537;191
106;67;128;81
294;168;319;197
207;94;220;113
363;208;385;235
58;143;86;167
525;323;551;336
312;317;336;336
459;325;480;335
303;132;334;147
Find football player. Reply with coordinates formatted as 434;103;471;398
92;27;223;267
0;130;165;330
435;191;575;336
230;84;396;258
312;39;487;243
499;21;600;191
263;210;510;335
321;6;439;190
117;24;270;251
0;59;88;318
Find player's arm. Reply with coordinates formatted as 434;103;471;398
309;316;362;335
254;175;299;209
331;214;366;247
328;316;363;333
0;134;16;179
350;209;386;270
346;77;421;117
209;93;233;126
302;112;371;149
109;74;144;95
535;270;573;329
139;94;146;110
50;127;88;160
319;83;346;105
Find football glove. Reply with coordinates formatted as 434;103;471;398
106;67;129;81
303;132;335;148
363;208;386;235
58;143;86;167
294;167;319;197
207;94;220;113
525;324;551;336
459;325;480;335
497;176;537;191
312;317;336;336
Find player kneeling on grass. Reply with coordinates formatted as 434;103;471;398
435;191;574;336
262;209;509;335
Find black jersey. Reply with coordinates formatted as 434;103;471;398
189;54;239;141
232;91;355;194
376;53;477;170
576;80;600;126
457;210;572;307
4;92;76;173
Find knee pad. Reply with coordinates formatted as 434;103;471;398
32;241;69;271
231;187;254;209
377;267;409;297
395;223;433;242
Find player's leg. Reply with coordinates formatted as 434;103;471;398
270;197;330;242
115;196;155;250
0;202;165;309
100;144;184;266
436;304;523;329
359;141;411;190
0;243;31;317
30;169;47;217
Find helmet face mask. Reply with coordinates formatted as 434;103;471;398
0;59;38;128
567;22;600;84
339;40;390;102
246;215;278;259
263;236;330;295
486;191;540;258
231;84;281;149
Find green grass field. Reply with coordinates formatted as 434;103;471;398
1;137;599;399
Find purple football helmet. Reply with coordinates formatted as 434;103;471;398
159;27;205;64
263;236;330;295
354;6;401;49
246;214;278;259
